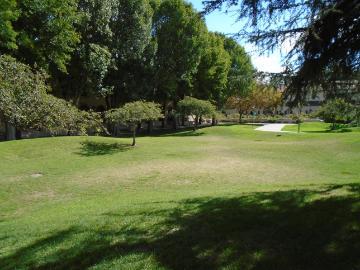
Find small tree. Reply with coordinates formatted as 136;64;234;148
226;96;252;123
291;114;304;133
177;97;216;130
316;99;354;129
106;101;163;146
250;84;283;114
212;111;225;126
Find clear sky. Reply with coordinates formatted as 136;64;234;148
187;0;284;73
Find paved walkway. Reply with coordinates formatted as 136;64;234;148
255;123;295;132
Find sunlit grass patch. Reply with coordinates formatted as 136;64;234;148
0;125;359;269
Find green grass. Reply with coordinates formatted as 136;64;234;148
1;124;360;269
282;121;360;133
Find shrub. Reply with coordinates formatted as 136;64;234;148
0;55;103;139
316;99;355;129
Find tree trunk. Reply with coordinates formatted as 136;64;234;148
162;102;167;129
181;115;185;126
212;117;216;126
105;96;111;110
15;128;22;139
239;111;243;123
131;126;136;146
172;115;177;130
193;115;198;131
147;120;153;134
75;94;81;107
5;122;16;141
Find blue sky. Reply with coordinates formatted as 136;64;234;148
187;0;284;73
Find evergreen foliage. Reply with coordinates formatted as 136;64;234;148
203;0;360;104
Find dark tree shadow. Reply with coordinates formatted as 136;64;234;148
77;141;132;156
305;128;354;133
149;126;208;137
1;184;360;270
160;130;205;137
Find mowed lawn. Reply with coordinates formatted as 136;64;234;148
0;124;359;270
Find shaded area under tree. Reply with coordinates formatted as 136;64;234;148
1;184;360;269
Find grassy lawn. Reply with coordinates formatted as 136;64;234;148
282;121;360;133
0;124;359;269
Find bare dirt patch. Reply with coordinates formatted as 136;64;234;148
31;173;43;178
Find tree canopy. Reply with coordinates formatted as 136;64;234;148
178;96;216;129
203;0;360;104
153;0;207;104
194;32;231;107
106;101;163;145
4;0;80;72
0;0;18;50
0;55;99;139
223;35;254;100
226;83;283;122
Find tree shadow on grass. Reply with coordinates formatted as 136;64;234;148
301;124;359;133
161;130;205;137
77;141;132;156
305;128;354;133
148;127;207;137
1;184;360;270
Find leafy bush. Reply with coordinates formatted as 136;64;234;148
0;55;103;139
316;99;355;129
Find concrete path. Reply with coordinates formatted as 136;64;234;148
255;123;294;132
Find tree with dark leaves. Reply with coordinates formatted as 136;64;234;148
203;0;360;105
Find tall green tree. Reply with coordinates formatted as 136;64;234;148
223;36;254;99
56;0;154;107
107;0;154;107
56;0;115;104
153;0;207;107
0;0;18;50
7;0;80;72
194;32;231;107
